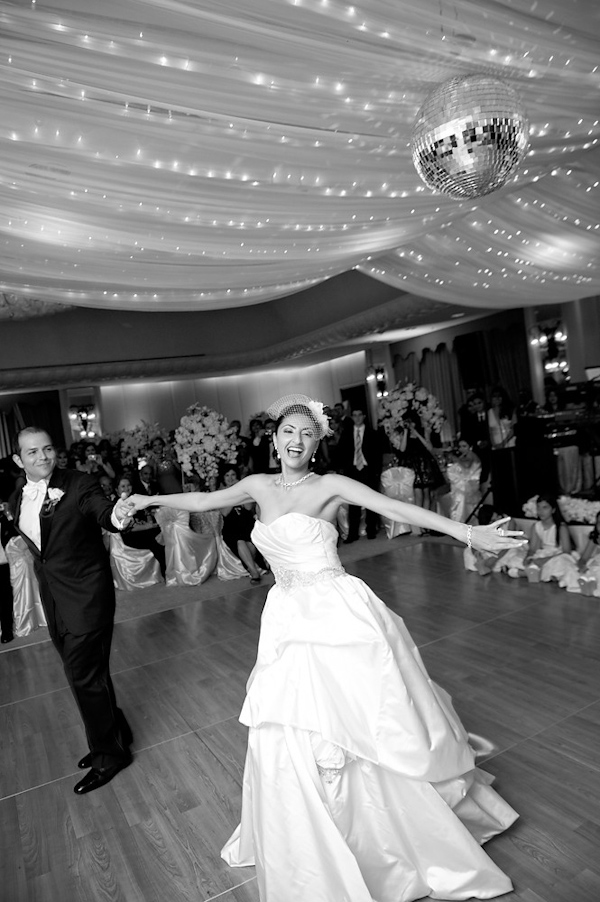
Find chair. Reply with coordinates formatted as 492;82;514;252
154;508;218;586
108;532;162;591
5;536;47;636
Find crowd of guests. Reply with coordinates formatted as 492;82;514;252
1;383;594;643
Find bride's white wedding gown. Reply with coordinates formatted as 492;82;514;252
222;513;517;901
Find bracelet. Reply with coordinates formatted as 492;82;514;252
466;525;473;548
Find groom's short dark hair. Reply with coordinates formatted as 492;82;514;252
13;426;53;456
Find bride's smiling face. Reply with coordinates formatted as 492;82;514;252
275;414;318;467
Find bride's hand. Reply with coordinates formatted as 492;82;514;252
469;517;527;554
127;492;154;513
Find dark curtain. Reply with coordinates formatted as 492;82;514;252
453;323;529;408
419;345;463;438
12;393;64;445
392;345;462;439
392;352;419;386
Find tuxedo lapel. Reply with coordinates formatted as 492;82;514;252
40;468;67;553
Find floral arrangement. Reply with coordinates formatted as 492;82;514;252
378;381;446;449
42;487;65;516
522;494;600;524
174;403;238;483
103;421;168;464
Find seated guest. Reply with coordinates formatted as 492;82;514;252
118;475;166;577
220;466;265;583
552;510;600;595
493;493;574;581
99;474;116;502
134;463;160;496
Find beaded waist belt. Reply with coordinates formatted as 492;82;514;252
272;566;346;591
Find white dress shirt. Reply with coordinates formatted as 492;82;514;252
19;478;49;549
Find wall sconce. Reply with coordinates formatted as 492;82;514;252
69;405;97;437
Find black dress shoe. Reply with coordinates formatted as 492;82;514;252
78;753;92;770
1;632;14;643
74;756;132;795
343;536;357;544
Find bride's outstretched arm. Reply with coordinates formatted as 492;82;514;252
127;476;259;514
326;473;525;554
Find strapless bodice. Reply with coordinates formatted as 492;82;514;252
252;513;343;577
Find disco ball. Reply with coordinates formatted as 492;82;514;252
411;74;529;200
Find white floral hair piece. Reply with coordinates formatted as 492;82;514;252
266;394;332;440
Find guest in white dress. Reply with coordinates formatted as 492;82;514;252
127;394;525;902
552;511;600;595
494;493;574;581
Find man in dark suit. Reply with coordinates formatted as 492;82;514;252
460;393;491;484
12;427;134;794
337;408;383;542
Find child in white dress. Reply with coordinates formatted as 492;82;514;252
494;493;574;582
553;511;600;595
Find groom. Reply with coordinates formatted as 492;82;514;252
12;427;134;794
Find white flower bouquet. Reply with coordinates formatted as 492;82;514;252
378;381;446;449
174;404;238;483
558;495;600;524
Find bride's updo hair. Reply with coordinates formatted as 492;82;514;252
266;394;331;441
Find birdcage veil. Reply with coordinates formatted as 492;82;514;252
266;394;332;440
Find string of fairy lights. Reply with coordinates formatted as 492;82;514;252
0;0;598;310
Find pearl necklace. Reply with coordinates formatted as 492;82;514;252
276;471;316;491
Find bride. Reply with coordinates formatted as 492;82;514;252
128;394;524;902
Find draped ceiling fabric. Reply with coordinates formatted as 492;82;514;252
0;0;599;323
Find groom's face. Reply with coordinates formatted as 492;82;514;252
14;431;56;482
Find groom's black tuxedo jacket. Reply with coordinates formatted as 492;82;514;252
12;468;118;636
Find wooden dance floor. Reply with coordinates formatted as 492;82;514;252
1;536;599;901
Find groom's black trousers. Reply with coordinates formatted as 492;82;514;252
42;587;132;770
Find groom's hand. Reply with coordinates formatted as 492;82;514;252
113;493;135;527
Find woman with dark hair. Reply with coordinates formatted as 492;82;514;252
396;407;446;532
220;465;265;583
488;386;516;451
127;393;524;902
494;492;573;580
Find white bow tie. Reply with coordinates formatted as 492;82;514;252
22;481;47;500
